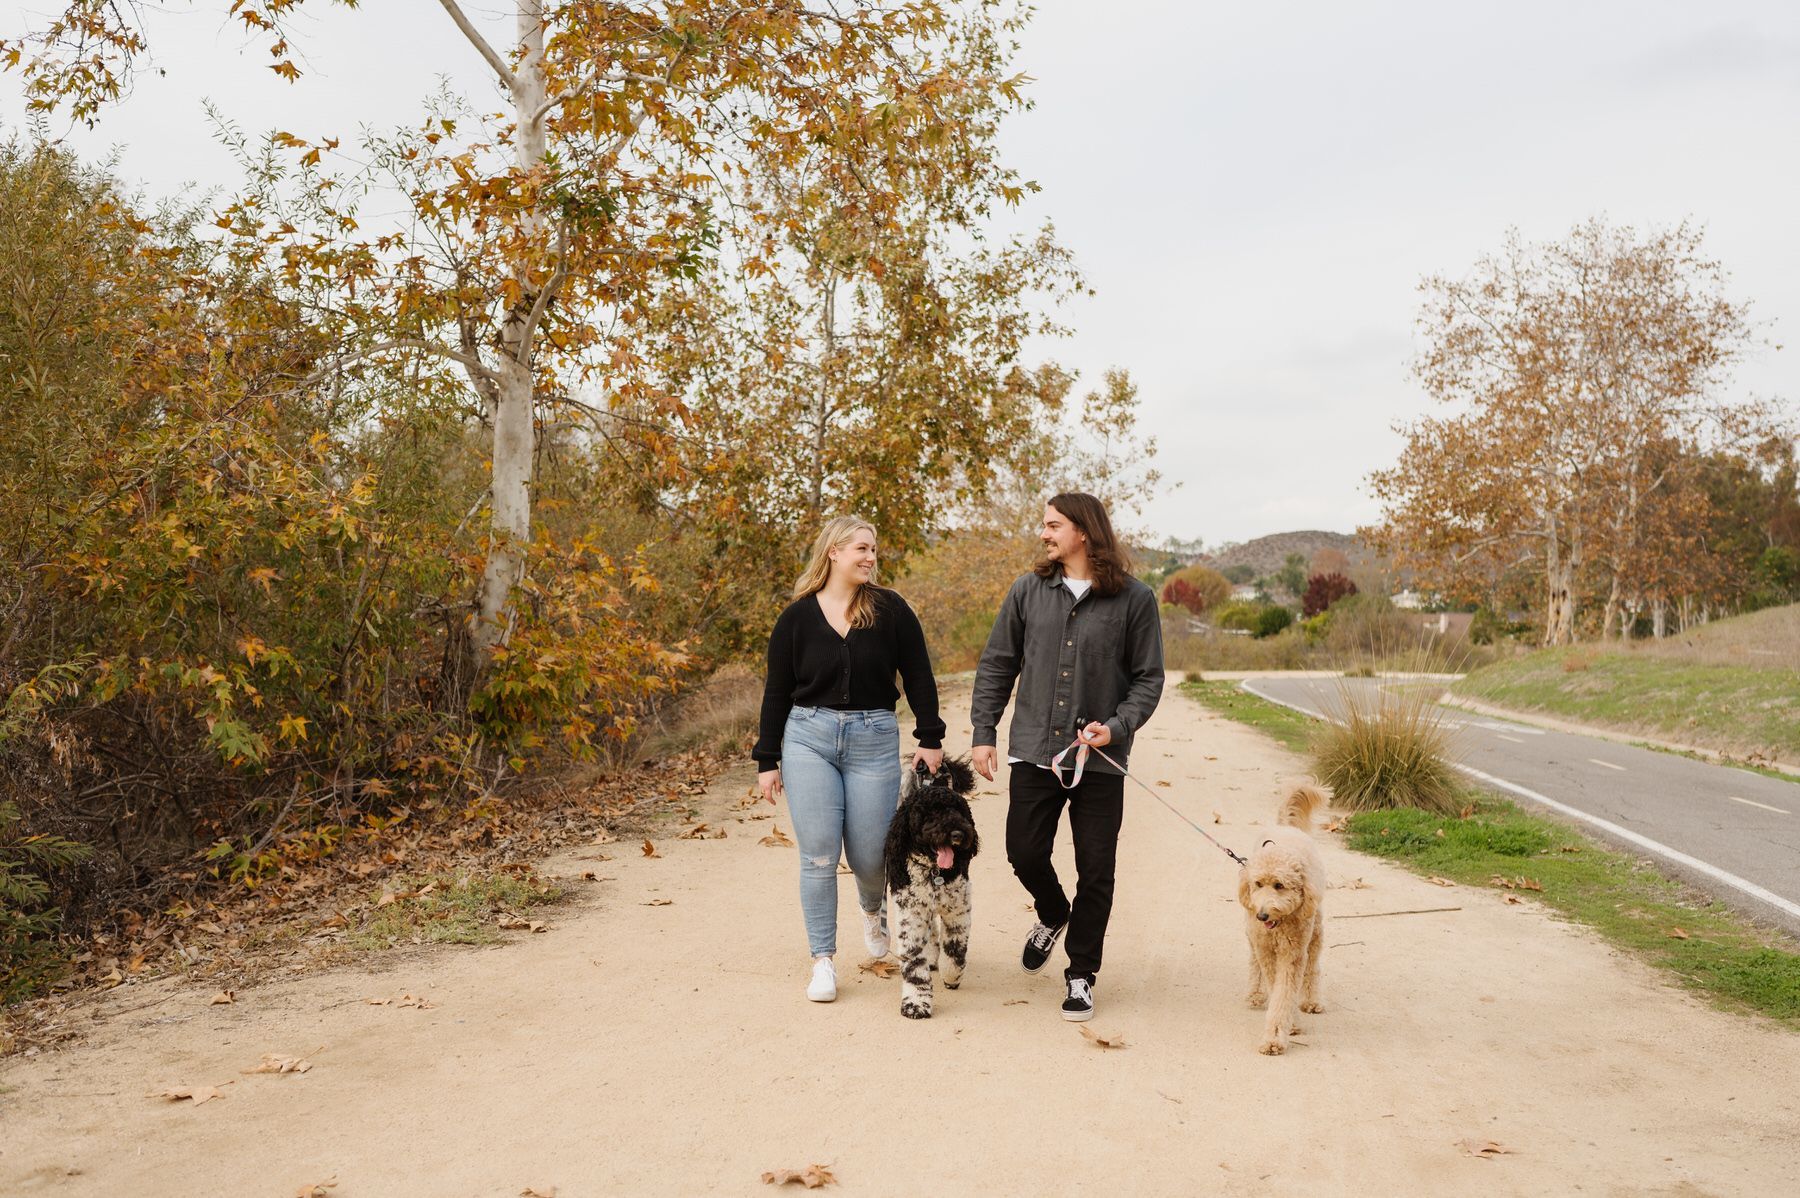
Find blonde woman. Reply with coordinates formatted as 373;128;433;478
754;516;945;1002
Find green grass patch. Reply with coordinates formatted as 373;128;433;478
1455;644;1800;764
349;870;564;951
1180;679;1316;754
1347;801;1800;1024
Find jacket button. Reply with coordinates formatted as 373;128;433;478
1057;700;1065;707
1065;640;1073;647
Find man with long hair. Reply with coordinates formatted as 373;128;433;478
970;493;1165;1021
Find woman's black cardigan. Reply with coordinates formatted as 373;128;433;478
753;587;945;768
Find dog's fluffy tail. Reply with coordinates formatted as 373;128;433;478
1277;784;1328;831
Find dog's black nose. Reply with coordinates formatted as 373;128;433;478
1257;912;1270;922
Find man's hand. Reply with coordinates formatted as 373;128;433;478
972;745;998;781
757;768;784;804
914;746;944;772
1079;721;1113;748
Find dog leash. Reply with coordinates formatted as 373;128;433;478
1049;736;1248;867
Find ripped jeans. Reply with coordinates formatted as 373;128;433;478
781;706;902;958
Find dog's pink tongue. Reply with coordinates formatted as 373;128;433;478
935;846;955;870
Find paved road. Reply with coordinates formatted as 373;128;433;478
1237;675;1800;937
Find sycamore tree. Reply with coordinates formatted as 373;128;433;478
6;0;1015;678
1367;220;1772;644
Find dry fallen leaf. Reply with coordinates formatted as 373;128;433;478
1079;1026;1127;1049
1426;876;1457;887
244;1052;313;1075
150;1083;229;1105
858;959;898;978
376;891;399;907
1667;927;1691;940
678;823;712;839
581;871;599;881
1324;818;1347;833
1503;895;1524;905
210;990;235;1005
759;827;795;848
1204;754;1218;761
1155;780;1171;788
761;1164;837;1189
520;1188;558;1197
367;993;434;1009
1002;999;1028;1006
1459;805;1476;820
641;839;661;858
642;898;674;907
1457;1139;1514;1160
1517;877;1543;892
295;1177;338;1197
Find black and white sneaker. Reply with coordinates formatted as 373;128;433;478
1061;975;1095;1022
1021;920;1065;974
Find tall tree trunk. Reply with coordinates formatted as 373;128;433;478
471;1;546;663
1543;511;1578;645
1652;593;1668;639
1601;572;1621;642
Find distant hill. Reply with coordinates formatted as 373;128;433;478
1203;530;1372;578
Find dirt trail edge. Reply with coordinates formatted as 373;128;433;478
4;679;1797;1197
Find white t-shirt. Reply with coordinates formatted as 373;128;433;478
1008;576;1093;768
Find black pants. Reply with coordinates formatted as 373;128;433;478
1005;765;1125;981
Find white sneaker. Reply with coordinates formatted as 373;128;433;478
862;907;889;959
807;957;837;1002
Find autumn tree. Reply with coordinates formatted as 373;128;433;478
6;0;1013;679
1301;572;1356;618
1367;220;1771;644
1160;564;1229;614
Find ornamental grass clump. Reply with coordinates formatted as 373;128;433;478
1311;682;1462;814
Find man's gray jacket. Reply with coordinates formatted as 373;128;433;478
969;569;1165;775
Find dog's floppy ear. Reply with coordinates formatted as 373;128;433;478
937;755;976;795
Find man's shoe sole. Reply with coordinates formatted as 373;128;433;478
1061;1005;1095;1022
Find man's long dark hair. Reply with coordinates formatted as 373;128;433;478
1033;492;1133;597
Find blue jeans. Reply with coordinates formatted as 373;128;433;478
781;706;902;958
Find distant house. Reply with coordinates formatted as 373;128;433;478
1390;589;1426;610
1230;584;1260;602
1408;611;1474;639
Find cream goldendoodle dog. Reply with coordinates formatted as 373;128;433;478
1238;784;1328;1055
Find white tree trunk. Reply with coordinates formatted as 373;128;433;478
470;0;547;660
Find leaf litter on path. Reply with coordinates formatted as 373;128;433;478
366;993;434;1009
759;827;795;848
1079;1027;1126;1049
294;1178;338;1197
1457;1139;1514;1160
149;1081;233;1105
762;1164;837;1188
641;840;662;858
858;959;898;978
243;1051;314;1075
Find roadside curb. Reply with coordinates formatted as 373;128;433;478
1438;694;1800;779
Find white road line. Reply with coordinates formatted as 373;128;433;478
1457;764;1800;923
1728;795;1791;815
1235;679;1800;925
1588;758;1626;771
1495;734;1524;744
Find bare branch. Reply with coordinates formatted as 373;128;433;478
434;0;519;94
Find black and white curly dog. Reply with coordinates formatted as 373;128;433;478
884;756;979;1019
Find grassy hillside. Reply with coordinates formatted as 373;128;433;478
1453;605;1800;764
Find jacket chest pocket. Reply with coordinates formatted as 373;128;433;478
1076;611;1124;661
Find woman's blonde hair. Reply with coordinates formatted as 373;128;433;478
793;515;880;629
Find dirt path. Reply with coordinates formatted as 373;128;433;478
5;680;1797;1197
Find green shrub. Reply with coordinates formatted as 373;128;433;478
1312;682;1461;813
1;800;92;1004
1253;605;1293;638
1212;601;1262;632
1302;611;1332;644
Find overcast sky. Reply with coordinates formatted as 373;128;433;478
6;1;1797;546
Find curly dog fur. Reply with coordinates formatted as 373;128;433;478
884;756;978;1020
1238;784;1328;1055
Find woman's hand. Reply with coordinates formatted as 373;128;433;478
914;746;944;772
758;768;784;805
1079;721;1112;747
